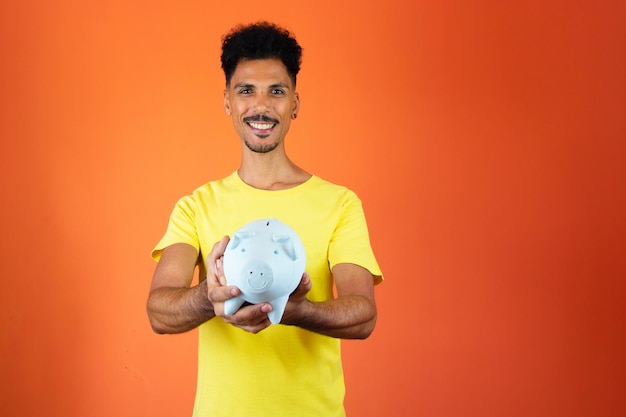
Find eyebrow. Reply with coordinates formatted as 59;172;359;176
234;83;254;89
233;82;291;90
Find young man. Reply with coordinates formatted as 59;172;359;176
147;22;383;416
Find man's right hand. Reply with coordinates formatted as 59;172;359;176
205;236;273;334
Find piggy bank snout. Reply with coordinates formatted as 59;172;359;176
242;261;274;293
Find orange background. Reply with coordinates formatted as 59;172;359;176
1;1;625;416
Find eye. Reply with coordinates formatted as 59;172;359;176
238;88;253;95
271;88;285;95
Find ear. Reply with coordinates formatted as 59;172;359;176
292;92;300;116
224;89;231;116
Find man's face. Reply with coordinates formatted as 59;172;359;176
224;58;300;154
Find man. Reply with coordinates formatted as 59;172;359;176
147;21;383;416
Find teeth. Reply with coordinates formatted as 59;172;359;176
248;122;275;130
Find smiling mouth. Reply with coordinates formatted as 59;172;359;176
244;115;279;133
247;121;276;130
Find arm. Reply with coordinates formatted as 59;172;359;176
147;239;277;334
282;263;377;339
147;243;215;334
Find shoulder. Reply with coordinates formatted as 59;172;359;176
310;177;363;214
167;173;237;215
308;175;358;199
184;172;238;200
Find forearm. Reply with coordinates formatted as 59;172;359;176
147;279;215;334
286;294;377;339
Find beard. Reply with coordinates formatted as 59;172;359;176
241;114;281;154
244;138;280;154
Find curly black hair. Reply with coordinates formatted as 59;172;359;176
220;22;302;87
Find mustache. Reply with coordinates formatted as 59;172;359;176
243;115;279;124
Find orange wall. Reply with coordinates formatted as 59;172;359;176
1;1;624;416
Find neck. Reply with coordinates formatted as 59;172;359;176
238;150;310;191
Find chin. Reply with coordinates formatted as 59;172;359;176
244;140;280;154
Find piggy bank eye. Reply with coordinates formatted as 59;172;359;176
274;249;279;255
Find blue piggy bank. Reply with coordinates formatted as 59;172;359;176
222;218;306;324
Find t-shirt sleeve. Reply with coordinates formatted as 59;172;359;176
328;191;383;285
151;195;200;261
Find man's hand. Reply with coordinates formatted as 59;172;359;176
206;236;274;334
205;236;239;316
281;273;313;325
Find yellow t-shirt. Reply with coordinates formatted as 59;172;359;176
152;172;382;417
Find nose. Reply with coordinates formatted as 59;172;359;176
254;92;271;113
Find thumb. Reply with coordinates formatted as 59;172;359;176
293;272;312;295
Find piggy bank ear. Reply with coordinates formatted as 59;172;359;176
273;235;297;261
229;231;256;250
